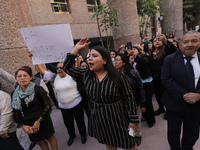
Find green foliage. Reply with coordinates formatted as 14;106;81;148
92;3;119;50
183;0;200;24
137;0;168;39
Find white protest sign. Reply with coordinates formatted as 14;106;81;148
19;24;74;65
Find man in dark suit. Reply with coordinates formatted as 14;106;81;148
161;30;200;150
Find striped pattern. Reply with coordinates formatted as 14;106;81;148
63;54;138;148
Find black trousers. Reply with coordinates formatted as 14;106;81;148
61;101;86;138
0;132;24;150
153;76;164;110
167;107;199;150
142;81;156;125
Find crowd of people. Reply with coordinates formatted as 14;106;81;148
0;30;200;150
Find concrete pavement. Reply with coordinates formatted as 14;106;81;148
18;96;200;150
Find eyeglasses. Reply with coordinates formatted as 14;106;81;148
56;67;63;70
115;59;122;62
16;75;29;78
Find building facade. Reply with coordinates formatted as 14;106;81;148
0;0;109;93
0;0;183;93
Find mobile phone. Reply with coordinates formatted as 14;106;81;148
129;127;135;137
127;42;132;50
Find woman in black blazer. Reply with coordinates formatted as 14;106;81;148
149;34;177;116
132;44;156;128
115;53;146;146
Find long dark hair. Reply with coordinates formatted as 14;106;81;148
143;41;152;54
109;50;118;55
144;43;149;53
91;46;122;87
152;34;167;60
117;53;132;74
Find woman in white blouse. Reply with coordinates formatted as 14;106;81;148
36;62;87;147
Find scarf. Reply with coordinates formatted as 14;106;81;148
12;82;35;110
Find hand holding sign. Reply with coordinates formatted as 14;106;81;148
19;24;74;65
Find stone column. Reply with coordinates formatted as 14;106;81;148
0;0;33;94
107;0;140;50
160;0;183;38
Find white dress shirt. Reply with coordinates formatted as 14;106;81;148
183;52;200;88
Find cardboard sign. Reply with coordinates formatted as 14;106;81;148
19;24;74;65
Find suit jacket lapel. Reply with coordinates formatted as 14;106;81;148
175;51;189;89
177;51;187;77
196;52;200;90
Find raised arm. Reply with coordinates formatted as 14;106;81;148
63;38;91;78
75;55;83;68
134;55;149;65
35;64;45;75
165;40;178;55
0;68;16;86
71;38;91;55
29;53;56;83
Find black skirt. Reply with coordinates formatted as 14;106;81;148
28;115;55;142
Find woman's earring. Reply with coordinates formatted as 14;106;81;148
104;62;106;64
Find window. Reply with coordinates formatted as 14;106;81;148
50;0;70;14
86;0;100;14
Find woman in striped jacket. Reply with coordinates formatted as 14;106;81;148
63;38;139;150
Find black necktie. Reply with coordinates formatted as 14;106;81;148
184;57;195;91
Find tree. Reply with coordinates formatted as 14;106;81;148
92;3;119;50
183;0;200;24
137;0;168;39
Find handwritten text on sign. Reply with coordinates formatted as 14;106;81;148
19;24;74;65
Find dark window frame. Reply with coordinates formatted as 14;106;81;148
50;0;71;14
86;0;100;14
